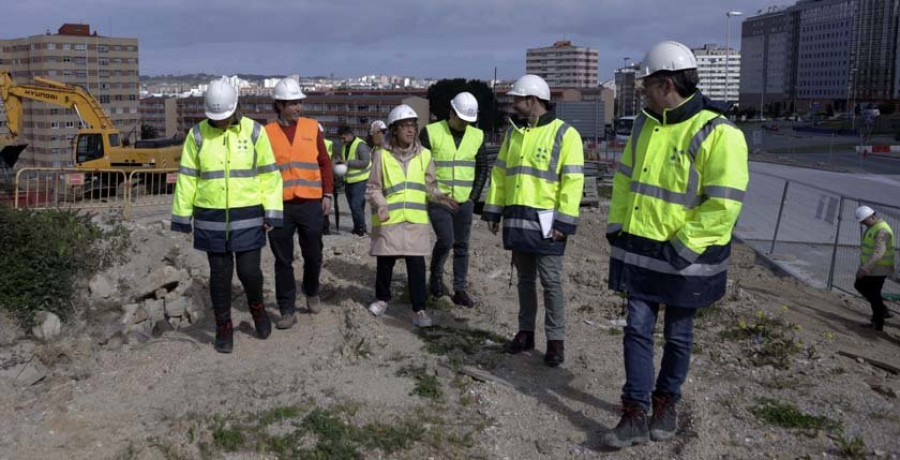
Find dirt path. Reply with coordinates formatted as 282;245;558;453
2;204;899;459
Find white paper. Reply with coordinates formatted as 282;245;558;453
537;209;555;239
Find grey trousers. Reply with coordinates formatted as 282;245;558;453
512;251;566;341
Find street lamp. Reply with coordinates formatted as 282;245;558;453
725;11;743;110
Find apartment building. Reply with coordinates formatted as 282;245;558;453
693;44;741;103
526;41;599;88
0;23;139;167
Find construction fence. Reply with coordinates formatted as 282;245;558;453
735;170;900;300
4;167;177;220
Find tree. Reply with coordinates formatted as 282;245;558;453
140;123;159;140
426;78;503;136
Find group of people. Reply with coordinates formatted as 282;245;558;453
167;40;896;450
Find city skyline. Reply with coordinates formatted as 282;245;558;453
3;0;785;81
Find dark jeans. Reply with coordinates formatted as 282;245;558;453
376;256;426;312
855;276;887;325
428;200;474;292
622;297;698;411
345;180;367;234
207;249;263;325
268;200;323;314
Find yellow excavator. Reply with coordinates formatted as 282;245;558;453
0;71;182;194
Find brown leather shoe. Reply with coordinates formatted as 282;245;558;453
545;340;565;367
506;331;535;354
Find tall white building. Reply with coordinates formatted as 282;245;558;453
693;44;741;104
526;41;599;88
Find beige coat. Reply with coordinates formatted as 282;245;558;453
365;143;442;256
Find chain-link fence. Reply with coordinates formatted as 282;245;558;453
736;170;899;301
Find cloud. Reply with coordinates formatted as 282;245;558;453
0;0;788;79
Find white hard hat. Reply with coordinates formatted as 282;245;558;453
272;78;306;101
318;122;324;132
369;120;387;134
204;77;239;121
856;205;876;222
450;91;478;123
507;74;551;101
333;163;348;177
387;104;418;127
635;41;697;80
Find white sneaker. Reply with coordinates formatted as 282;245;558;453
307;296;322;314
368;301;387;317
412;310;433;328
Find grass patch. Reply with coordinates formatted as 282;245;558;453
836;435;866;459
397;365;444;402
0;208;130;328
721;309;803;369
417;325;506;357
750;398;841;431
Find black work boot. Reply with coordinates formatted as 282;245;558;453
248;302;272;339
544;340;565;367
452;291;475;308
650;392;678;441
602;402;649;449
505;331;535;354
214;322;234;354
429;277;445;299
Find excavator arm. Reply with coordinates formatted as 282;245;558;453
0;71;117;137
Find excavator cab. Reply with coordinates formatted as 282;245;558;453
73;129;121;168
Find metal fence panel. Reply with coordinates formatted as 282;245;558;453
14;168;127;211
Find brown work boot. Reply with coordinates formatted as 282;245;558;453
602;402;650;449
506;331;535;354
544;340;565;367
650;392;678;441
275;312;297;330
452;291;475;308
248;302;272;339
214;322;234;354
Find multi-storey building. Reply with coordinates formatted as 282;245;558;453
739;5;800;116
0;23;140;167
693;44;741;103
526;41;599;88
614;65;642;118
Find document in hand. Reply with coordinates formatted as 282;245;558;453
537;209;555;239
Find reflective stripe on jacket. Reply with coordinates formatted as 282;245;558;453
426;120;484;202
266;118;323;200
344;137;370;183
482;113;584;255
861;220;896;270
171;117;283;253
606;93;749;307
372;147;432;226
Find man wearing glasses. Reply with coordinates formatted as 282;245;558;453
603;41;749;448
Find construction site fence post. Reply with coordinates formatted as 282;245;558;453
826;196;845;289
769;180;791;254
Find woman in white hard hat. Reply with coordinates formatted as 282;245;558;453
854;205;895;331
365;104;457;327
171;77;283;353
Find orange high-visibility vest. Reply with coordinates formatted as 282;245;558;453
265;118;323;200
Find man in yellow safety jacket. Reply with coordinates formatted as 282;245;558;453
338;125;372;236
854;205;895;331
171;77;283;354
482;74;585;369
602;41;749;448
420;91;489;307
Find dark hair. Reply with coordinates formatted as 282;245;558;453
655;69;699;98
337;125;353;136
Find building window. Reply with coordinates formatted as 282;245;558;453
51;122;60;129
47;43;56;50
74;43;86;51
65;121;75;128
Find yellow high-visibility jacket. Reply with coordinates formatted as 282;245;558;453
482;113;584;255
171;117;283;253
606;93;749;307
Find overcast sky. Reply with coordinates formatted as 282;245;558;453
3;0;786;81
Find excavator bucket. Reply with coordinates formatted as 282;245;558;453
0;144;27;168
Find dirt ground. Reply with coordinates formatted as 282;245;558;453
1;199;899;459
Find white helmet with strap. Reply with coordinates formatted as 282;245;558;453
507;74;551;101
272;78;306;101
387;104;418;127
636;41;697;80
450;91;479;122
204;77;239;121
